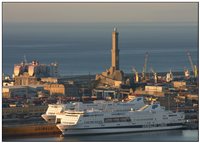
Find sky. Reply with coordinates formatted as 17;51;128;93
3;3;198;23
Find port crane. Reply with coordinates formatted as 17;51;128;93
142;52;149;82
187;51;198;78
150;67;158;83
132;67;139;83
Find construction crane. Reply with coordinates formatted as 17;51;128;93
187;51;198;78
132;67;139;83
150;67;158;83
142;52;149;81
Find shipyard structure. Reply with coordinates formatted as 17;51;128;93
96;28;124;87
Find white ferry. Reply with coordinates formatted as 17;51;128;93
42;97;145;123
56;103;185;135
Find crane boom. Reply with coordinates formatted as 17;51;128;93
150;67;155;74
142;52;149;80
143;52;149;73
187;51;198;78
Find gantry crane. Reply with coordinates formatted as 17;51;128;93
132;67;139;83
187;51;198;78
142;52;149;81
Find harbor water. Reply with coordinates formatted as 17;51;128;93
4;130;198;142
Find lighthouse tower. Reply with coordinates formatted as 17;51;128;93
111;27;119;70
95;27;124;87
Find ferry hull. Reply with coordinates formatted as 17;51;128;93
57;124;185;135
3;123;61;137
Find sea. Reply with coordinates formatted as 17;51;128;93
2;22;199;141
3;22;198;76
4;130;199;142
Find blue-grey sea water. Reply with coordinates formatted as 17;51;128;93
3;130;198;142
3;22;198;76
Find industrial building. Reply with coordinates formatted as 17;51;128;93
14;60;59;78
14;60;59;86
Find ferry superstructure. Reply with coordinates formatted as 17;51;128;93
56;103;185;135
42;97;145;123
41;104;72;123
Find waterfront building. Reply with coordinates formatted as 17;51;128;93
2;85;45;98
173;81;186;88
3;86;28;98
44;83;65;96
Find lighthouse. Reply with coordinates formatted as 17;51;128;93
95;27;124;87
111;27;119;70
